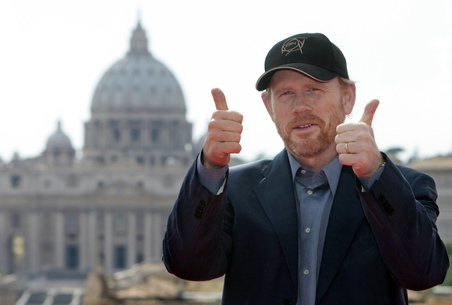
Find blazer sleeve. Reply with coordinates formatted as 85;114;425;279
162;158;233;281
360;156;449;290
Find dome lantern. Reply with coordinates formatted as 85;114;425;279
128;21;150;56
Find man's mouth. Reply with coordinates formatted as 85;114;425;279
295;124;315;129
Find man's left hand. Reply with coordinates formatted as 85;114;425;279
335;99;384;178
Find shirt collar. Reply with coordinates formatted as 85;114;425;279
287;151;342;196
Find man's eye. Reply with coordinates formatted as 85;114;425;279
282;91;293;95
306;88;322;95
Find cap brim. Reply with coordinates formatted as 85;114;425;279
255;63;338;91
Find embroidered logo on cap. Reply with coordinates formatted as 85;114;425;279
281;37;307;56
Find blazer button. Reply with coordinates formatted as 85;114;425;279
282;299;293;305
194;199;206;220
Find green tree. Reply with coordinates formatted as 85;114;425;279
442;241;452;285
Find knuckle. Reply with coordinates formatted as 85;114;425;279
208;119;220;130
206;132;217;142
234;143;242;153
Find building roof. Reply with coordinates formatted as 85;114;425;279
407;155;452;171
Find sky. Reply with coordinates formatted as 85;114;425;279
1;0;451;163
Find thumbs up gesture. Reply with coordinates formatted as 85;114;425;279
335;99;384;178
202;88;244;169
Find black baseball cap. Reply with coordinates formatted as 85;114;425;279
255;33;349;91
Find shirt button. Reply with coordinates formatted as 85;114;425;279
304;269;309;275
300;169;307;174
307;190;313;195
305;228;310;233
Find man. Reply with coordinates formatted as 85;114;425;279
162;33;449;305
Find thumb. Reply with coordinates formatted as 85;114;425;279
359;99;380;125
211;88;229;111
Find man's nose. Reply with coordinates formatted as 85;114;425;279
292;95;313;115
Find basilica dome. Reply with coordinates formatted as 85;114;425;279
46;121;74;151
91;22;186;113
43;121;75;166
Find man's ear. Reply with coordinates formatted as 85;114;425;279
342;83;356;115
262;91;274;118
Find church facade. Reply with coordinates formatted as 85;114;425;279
0;21;195;275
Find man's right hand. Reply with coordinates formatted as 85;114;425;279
201;88;244;169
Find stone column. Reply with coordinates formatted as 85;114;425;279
120;120;128;148
0;213;7;269
79;212;87;271
142;121;150;146
127;213;136;267
152;213;162;260
54;211;65;268
86;211;97;270
104;212;113;273
100;120;109;148
162;124;170;148
144;212;152;261
26;212;40;273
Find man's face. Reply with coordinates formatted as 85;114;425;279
262;70;355;159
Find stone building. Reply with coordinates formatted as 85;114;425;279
407;156;452;242
0;20;194;276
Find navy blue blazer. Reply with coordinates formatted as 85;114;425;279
163;150;449;305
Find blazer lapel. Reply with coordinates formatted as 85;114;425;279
253;150;299;288
315;166;364;303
